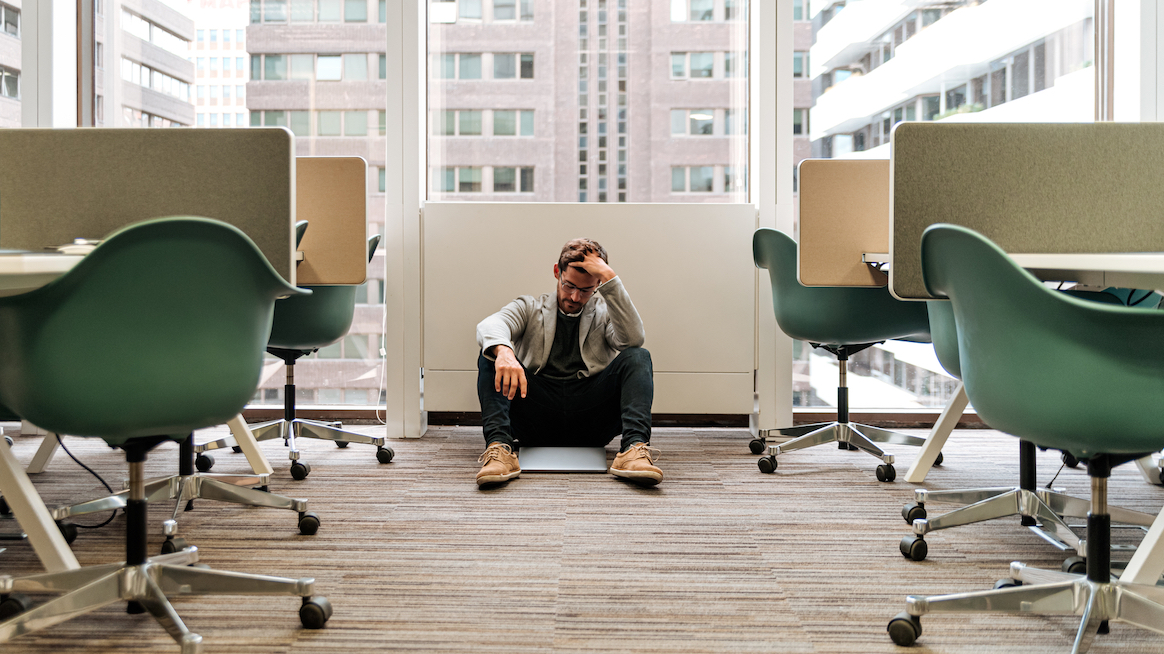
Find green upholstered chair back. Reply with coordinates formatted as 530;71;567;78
753;228;930;345
267;235;380;351
0;217;305;445
920;224;1164;458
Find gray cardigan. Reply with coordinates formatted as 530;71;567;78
476;276;646;378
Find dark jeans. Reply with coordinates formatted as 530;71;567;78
478;347;653;452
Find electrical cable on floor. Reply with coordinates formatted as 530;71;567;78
1045;460;1067;490
56;435;119;529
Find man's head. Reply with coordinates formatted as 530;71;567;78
553;238;608;314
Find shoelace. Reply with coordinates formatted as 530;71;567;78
627;444;661;463
478;444;514;465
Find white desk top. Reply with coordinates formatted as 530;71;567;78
0;252;84;298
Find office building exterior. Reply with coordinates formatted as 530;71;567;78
188;1;250;129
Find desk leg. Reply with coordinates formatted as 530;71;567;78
227;415;273;477
904;383;968;484
25;434;61;474
0;440;79;572
1122;503;1164;585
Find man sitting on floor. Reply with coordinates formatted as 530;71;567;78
474;237;660;488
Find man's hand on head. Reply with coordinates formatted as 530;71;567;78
492;345;527;400
569;250;616;284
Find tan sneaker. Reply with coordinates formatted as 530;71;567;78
609;443;662;485
476;443;521;487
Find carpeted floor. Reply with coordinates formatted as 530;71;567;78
1;425;1163;653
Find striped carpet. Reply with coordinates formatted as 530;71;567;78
1;425;1163;653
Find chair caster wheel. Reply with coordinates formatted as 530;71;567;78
290;461;311;480
1061;452;1080;468
748;438;766;455
56;521;78;544
376;447;394;464
335;441;349;448
0;593;33;619
876;464;897;482
902;502;926;524
161;536;188;555
887;612;922;646
994;578;1022;589
838;441;856;450
298;511;321;536
1062;555;1087;574
0;496;9;515
933;452;943;466
231;445;243;453
300;596;332;629
195;453;214;472
757;455;777;474
3;435;12;448
899;535;927;561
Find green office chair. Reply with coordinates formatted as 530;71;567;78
898;300;1156;562
196;234;392;480
752;228;936;481
0;217;331;651
887;224;1164;652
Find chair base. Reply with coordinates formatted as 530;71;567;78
889;561;1164;653
899;487;1156;560
754;421;931;482
196;419;393;480
0;547;328;653
50;472;314;538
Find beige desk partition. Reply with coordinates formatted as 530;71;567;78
798;159;890;287
0;128;296;283
891;122;1164;300
295;157;368;285
422;203;757;414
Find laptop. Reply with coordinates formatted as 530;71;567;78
518;447;609;473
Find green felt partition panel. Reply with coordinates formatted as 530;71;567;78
0;128;296;283
890;122;1164;300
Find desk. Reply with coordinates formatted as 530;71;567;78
864;252;1164;292
0;253;83;573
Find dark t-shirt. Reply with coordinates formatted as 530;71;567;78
539;311;585;380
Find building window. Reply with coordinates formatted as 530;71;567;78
793;0;804;21
460;0;482;20
494;0;515;20
316;54;341;80
378;167;386;193
345;0;367;21
318;111;341;135
792;108;807;135
793;51;808;78
0;65;18;98
95;42;104;69
724;0;740;20
492;110;534;136
197;29;204;42
492;166;534;192
671;165;720;192
671;109;715;136
344;53;368;80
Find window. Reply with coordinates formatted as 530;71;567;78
319;0;341;21
671;109;714;136
459;110;482;135
237;112;246;126
264;54;286;80
671;53;686;79
460;0;481;20
379;0;386;22
520;53;534;78
724;108;745;135
2;4;17;38
793;0;804;21
494;53;516;79
494;0;515;20
379;54;386;80
458;167;482;192
724;52;739;78
95;43;104;69
236;85;245;101
345;111;368;135
690;0;712;21
689;165;713;191
318;111;341;135
290;54;314;79
492;110;534;136
210;57;219;71
198;57;206;71
290;110;310;135
223;85;233;100
793;51;807;78
317;55;342;80
0;65;18;98
290;0;313;20
724;0;739;20
344;53;368;80
345;0;367;21
493;166;517;191
209;29;218;42
460;53;481;79
236;29;244;41
792;108;807;135
378;167;386;192
237;57;245;71
223;28;232;43
520;0;533;21
689;52;713;78
210;113;219;126
378;110;386;135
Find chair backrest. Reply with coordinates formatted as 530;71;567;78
267;236;381;351
753;228;930;345
925;301;960;380
920;224;1164;457
0;217;305;444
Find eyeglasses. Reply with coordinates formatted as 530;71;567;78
559;277;597;297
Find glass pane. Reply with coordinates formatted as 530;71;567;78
459;54;481;79
493;166;516;191
458;167;482;192
460;0;481;19
459;110;482;135
344;0;367;22
317;55;342;80
520;110;534;136
318;0;341;21
689;109;713;135
318;111;341;135
264;0;287;22
671;53;686;78
264;54;287;80
344;110;367;135
493;110;516;135
689;165;713;191
290;0;313;21
690;0;711;21
344;53;368;80
290;54;314;80
289;111;311;136
689;52;713;78
494;0;515;21
671;167;685;191
494;53;516;79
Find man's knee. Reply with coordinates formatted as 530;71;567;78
617;346;652;369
